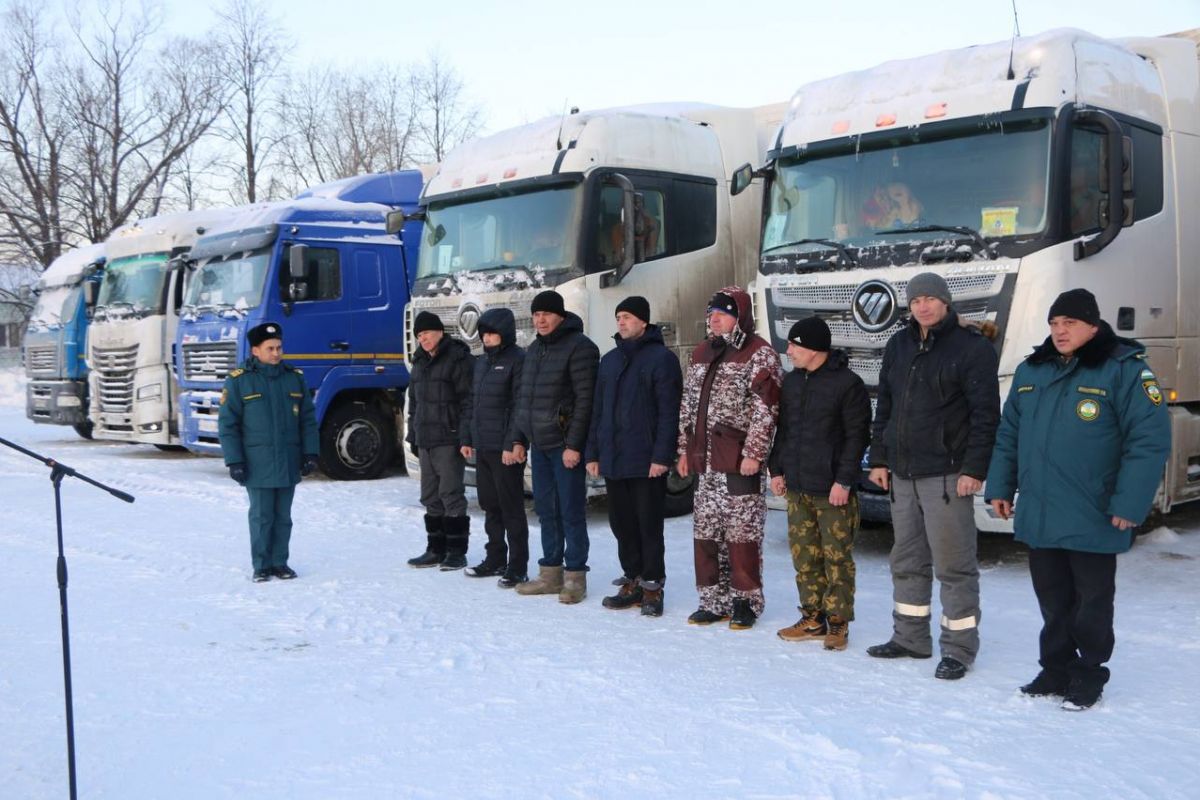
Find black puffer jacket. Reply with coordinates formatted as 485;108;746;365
869;310;1000;480
768;349;872;495
513;312;600;451
406;335;474;449
462;308;524;453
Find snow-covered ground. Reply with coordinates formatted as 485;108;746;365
2;366;1199;799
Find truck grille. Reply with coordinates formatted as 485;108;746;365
410;296;537;356
183;341;238;382
26;345;58;375
92;344;138;413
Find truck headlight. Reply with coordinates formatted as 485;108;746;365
136;383;162;401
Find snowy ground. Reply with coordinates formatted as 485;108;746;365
2;367;1199;799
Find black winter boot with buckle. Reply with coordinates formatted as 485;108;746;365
408;514;446;568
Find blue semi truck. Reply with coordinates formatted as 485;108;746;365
23;243;106;438
175;170;424;479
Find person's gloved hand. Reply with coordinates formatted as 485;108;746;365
301;455;319;477
229;464;247;485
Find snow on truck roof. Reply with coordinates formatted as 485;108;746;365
424;103;762;201
776;28;1168;152
38;241;106;289
104;207;245;262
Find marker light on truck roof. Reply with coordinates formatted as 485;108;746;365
451;178;463;188
875;113;897;127
925;103;948;119
832;120;850;134
503;168;517;179
475;174;488;184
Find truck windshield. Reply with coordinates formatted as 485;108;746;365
765;118;1051;257
27;284;80;332
184;248;271;312
96;253;169;317
417;185;581;279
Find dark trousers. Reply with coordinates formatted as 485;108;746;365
419;444;467;517
530;446;589;572
475;449;529;573
605;475;667;586
247;486;296;571
1028;547;1117;691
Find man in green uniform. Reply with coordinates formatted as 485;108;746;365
219;322;320;582
986;289;1171;710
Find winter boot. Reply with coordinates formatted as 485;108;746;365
252;569;272;582
407;514;446;568
559;570;587;604
601;579;643;610
497;570;529;589
823;615;849;651
687;608;729;626
777;607;826;641
439;516;470;571
515;565;564;595
867;640;932;659
1020;670;1069;698
729;598;757;630
465;560;505;578
1061;675;1104;711
640;586;664;618
934;656;968;680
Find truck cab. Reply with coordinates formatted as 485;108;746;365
176;170;424;479
753;28;1200;529
88;209;243;447
24;243;106;437
404;103;784;513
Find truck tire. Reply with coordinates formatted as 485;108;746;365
663;469;695;517
73;420;94;440
320;401;395;480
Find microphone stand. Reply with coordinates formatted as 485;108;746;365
0;435;135;800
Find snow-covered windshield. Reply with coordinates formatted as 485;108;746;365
96;253;169;316
184;248;270;312
765;118;1052;253
26;284;81;332
417;185;582;279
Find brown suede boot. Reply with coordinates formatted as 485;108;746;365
559;570;587;604
777;607;826;641
515;565;563;596
823;615;849;651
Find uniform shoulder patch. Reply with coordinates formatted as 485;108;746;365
229;368;244;378
1143;379;1163;406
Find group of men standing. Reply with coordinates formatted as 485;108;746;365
218;274;1170;712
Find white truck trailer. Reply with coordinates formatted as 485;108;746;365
752;28;1200;531
399;102;785;513
88;209;241;447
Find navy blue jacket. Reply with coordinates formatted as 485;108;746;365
585;325;682;479
462;308;525;453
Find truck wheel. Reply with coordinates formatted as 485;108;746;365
320;401;395;480
73;420;94;440
663;469;695;517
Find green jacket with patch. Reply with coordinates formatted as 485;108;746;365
985;323;1170;553
218;356;319;488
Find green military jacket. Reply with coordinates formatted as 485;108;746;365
985;324;1171;553
218;356;319;488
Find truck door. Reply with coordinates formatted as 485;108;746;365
350;245;406;366
278;243;352;389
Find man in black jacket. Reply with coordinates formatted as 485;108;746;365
405;311;475;570
865;272;1000;680
769;317;871;650
513;290;600;604
460;307;530;587
586;296;682;617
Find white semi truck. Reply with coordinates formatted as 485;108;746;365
752;28;1200;531
398;102;785;513
88;209;240;447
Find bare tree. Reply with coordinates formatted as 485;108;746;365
213;0;286;204
412;51;482;163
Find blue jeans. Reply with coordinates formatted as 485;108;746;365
530;446;589;571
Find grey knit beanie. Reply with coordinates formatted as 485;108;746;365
906;272;952;308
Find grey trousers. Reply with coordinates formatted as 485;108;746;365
418;444;467;517
888;474;981;665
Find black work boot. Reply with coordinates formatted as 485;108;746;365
729;598;757;630
935;656;968;680
1020;670;1069;698
640;587;664;617
408;514;446;568
687;608;729;626
867;640;933;659
439;516;470;571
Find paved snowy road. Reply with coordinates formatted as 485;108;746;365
2;400;1199;799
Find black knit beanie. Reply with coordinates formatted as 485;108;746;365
413;311;444;335
1047;288;1101;325
615;295;651;324
530;290;566;317
787;317;831;352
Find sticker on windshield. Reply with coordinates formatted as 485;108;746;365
981;207;1018;237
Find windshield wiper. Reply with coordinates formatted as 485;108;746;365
763;237;858;268
874;225;996;260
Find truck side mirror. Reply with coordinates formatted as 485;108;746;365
1074;111;1130;261
730;163;754;196
83;281;97;307
386;210;405;235
601;173;637;289
289;244;308;279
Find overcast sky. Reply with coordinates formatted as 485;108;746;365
166;0;1198;134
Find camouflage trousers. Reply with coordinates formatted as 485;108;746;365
693;471;766;616
786;490;859;621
